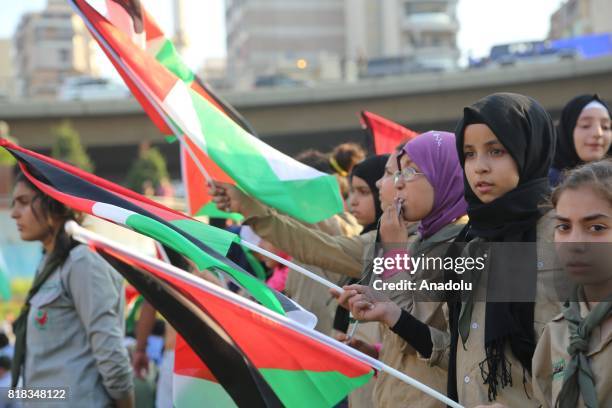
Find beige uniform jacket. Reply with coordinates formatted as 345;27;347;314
242;196;364;335
532;302;612;408
374;219;467;408
453;212;562;407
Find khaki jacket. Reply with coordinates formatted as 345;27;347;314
25;245;132;406
242;196;364;336
243;196;370;279
454;212;563;407
532;302;612;408
374;219;467;408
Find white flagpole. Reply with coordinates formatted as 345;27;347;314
66;221;463;408
240;240;342;292
67;0;346;294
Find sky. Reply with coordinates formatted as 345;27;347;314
0;0;564;76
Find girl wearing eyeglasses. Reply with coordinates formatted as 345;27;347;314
336;131;468;408
211;154;401;408
342;93;564;407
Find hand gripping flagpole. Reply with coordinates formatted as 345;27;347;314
68;0;346;294
66;221;463;408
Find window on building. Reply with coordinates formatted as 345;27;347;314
420;32;454;48
404;1;448;16
59;49;70;63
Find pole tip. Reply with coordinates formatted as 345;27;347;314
64;220;79;236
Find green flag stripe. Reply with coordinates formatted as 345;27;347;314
170;218;238;256
196;202;244;222
155;40;194;84
243;248;267;282
125;213;284;315
186;89;343;223
173;374;237;408
260;368;374;408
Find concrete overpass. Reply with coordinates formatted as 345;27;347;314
2;56;612;181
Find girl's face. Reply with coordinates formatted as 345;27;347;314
573;107;612;163
10;182;51;242
463;124;520;203
555;186;612;243
376;152;398;210
348;175;376;227
555;186;612;286
395;152;434;222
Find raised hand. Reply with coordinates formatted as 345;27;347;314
209;181;247;214
343;284;402;327
379;199;409;244
335;332;380;359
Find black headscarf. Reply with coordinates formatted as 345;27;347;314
553;94;612;171
453;93;556;401
349;154;388;234
333;154;388;334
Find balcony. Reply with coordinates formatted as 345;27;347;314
403;12;459;32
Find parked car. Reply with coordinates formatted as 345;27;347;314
59;76;131;101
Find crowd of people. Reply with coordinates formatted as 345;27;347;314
2;91;611;408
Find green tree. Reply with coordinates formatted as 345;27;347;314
51;120;94;172
125;146;169;194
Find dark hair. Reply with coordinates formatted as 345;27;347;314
0;355;11;371
0;332;8;349
14;172;82;262
551;159;612;208
294;149;333;173
330;143;366;175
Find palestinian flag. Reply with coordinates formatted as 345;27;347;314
0;138;315;326
107;0;250;221
361;111;418;154
180;137;243;221
71;0;344;224
80;230;374;407
124;288;143;335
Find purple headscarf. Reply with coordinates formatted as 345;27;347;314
403;131;467;239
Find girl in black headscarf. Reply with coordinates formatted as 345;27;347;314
339;93;563;407
333;154;388;332
347;154;387;233
549;94;612;186
446;93;562;406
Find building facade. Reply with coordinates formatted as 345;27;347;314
226;0;459;88
0;39;12;99
226;0;346;88
13;0;99;99
346;0;459;72
549;0;612;39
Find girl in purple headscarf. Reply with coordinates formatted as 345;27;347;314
336;131;468;408
394;131;468;239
